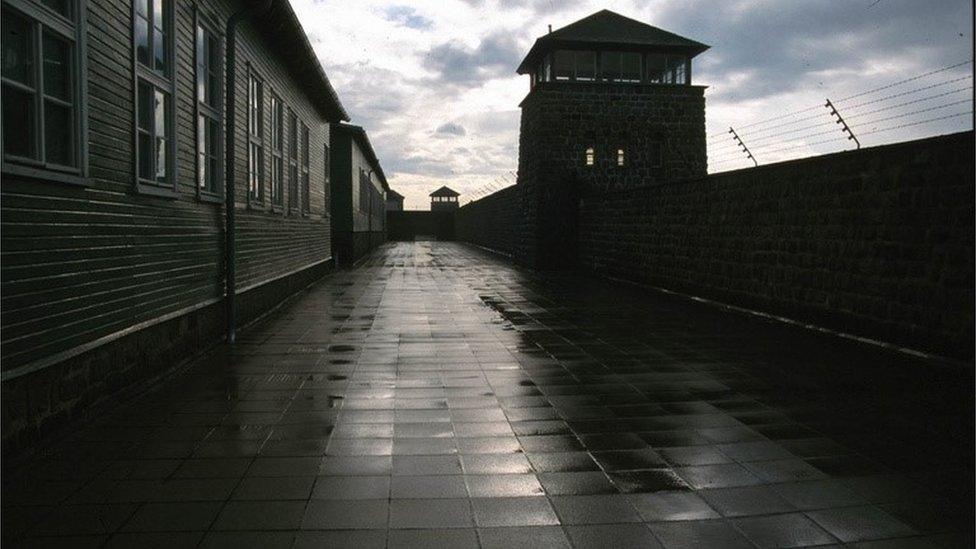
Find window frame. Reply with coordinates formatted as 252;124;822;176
584;147;595;167
358;168;369;213
132;0;177;197
193;8;223;202
553;50;574;81
246;64;264;207
269;91;283;209
575;51;597;82
300;122;309;215
645;53;668;84
286;107;298;213
1;0;89;186
322;142;331;217
619;52;642;83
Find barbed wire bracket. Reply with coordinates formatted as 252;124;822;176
825;98;860;149
728;126;758;167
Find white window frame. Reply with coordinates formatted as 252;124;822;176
194;8;222;201
270;91;283;208
1;0;88;186
132;0;177;197
322;141;330;216
247;65;264;206
300;122;309;215
286;107;298;213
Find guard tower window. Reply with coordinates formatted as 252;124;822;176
646;53;667;83
600;52;621;81
621;53;641;82
552;50;599;82
600;52;642;82
554;50;573;81
666;55;687;84
674;59;686;84
585;147;595;166
616;148;625;166
576;51;597;81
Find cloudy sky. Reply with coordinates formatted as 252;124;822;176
293;0;973;209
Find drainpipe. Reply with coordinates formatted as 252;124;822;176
225;0;272;344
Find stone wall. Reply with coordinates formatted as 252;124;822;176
578;132;974;360
387;211;456;242
456;131;975;360
518;82;707;192
455;187;520;256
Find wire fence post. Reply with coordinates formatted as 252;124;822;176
825;98;860;149
728;126;758;167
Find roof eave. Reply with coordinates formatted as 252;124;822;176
334;123;388;189
271;1;350;122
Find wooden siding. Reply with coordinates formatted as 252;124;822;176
329;128;385;234
1;0;336;373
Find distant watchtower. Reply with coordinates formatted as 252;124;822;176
430;186;460;211
516;10;709;189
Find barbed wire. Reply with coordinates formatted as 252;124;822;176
839;74;972;110
751;136;851;157
859;110;973;137
707;60;973;171
707;60;973;142
710;109;972;172
742;120;838;147
842;86;973;120
707;104;824;139
708;109;833;145
834;60;973;103
848;100;973;128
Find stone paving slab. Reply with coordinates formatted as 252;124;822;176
3;242;973;548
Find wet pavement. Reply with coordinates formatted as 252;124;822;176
3;241;973;548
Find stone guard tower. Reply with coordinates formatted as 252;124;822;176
516;10;709;190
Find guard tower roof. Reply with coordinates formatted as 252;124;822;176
429;186;460;198
516;9;709;74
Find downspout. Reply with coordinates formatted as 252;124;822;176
225;0;272;344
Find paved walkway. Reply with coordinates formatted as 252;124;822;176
3;242;973;548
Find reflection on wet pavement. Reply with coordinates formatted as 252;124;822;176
3;242;973;547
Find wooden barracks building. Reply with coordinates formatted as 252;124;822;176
0;0;364;454
329;123;387;265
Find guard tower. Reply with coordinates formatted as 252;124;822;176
430;186;460;211
516;10;709;189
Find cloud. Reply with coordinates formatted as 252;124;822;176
422;32;523;87
657;0;973;102
388;155;458;177
293;0;973;208
435;122;467;137
383;5;434;30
